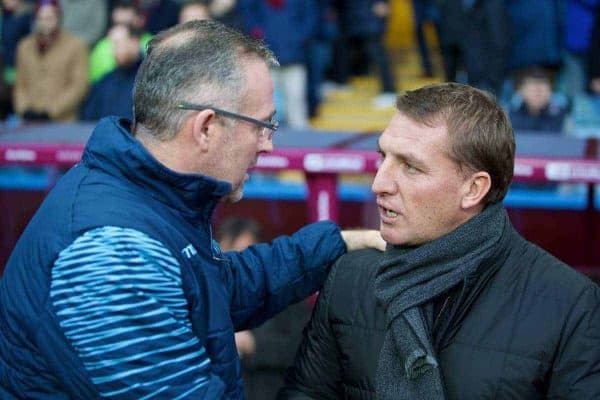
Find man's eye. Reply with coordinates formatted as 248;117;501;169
405;164;418;174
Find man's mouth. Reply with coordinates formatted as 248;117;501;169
379;205;399;220
384;208;398;218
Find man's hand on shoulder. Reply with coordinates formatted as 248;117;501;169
341;230;386;252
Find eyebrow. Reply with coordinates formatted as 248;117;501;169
376;140;427;169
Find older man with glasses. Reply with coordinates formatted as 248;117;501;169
0;20;384;399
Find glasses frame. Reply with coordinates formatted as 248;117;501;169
177;102;279;140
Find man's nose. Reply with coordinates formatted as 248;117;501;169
258;137;274;153
371;161;395;195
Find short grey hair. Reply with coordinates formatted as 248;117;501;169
132;20;278;140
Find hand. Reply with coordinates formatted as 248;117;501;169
235;330;256;358
341;230;386;252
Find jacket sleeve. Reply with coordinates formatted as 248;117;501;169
225;220;346;331
547;284;600;399
277;256;344;399
51;226;225;399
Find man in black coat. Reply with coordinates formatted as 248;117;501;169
279;82;600;399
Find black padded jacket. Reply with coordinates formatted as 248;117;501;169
280;222;600;399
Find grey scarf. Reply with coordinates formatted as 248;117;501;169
374;203;509;399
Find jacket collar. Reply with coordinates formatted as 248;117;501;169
82;117;232;223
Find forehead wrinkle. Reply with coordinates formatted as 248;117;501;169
380;128;451;173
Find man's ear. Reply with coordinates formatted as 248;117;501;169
461;171;491;209
191;109;217;152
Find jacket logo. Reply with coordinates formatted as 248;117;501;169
181;244;198;259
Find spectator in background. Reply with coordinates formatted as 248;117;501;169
509;67;568;133
588;11;600;94
14;0;88;122
60;0;107;47
411;0;439;78
179;0;211;24
563;0;600;98
81;24;142;121
241;0;318;128
0;54;11;119
461;0;510;96
139;0;180;34
332;0;396;108
1;0;33;87
89;0;151;83
210;0;242;29
506;0;562;74
437;0;464;83
111;0;145;26
306;0;336;117
216;217;313;400
570;8;600;134
217;217;262;253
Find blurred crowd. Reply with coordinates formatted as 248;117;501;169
1;0;600;134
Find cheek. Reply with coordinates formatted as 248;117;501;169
408;179;461;220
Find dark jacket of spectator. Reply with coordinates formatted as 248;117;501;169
565;0;600;55
0;3;32;73
280;209;600;399
0;54;11;119
587;9;600;87
462;0;510;94
141;0;180;34
81;59;140;121
506;0;562;70
509;100;568;133
437;0;464;48
333;0;388;37
240;0;318;66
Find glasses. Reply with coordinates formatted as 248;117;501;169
177;102;279;140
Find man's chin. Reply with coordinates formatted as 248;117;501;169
221;188;244;204
380;225;405;246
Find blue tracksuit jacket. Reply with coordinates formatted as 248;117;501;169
0;117;346;399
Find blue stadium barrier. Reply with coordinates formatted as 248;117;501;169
243;173;373;202
504;186;588;210
0;167;375;202
514;131;587;157
0;127;591;211
0;167;53;190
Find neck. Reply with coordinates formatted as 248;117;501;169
136;127;198;174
